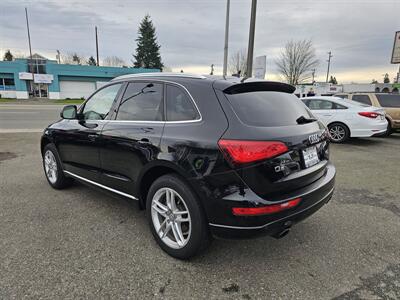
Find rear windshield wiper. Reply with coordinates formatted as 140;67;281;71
296;115;317;124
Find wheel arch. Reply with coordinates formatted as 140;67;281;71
327;121;351;136
136;160;192;209
40;135;53;155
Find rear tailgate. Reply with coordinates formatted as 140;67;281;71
214;82;330;200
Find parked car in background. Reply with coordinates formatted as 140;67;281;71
301;96;387;143
41;74;336;259
336;93;400;135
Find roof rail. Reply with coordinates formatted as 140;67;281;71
111;72;207;81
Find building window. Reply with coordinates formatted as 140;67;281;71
1;78;15;90
28;59;46;74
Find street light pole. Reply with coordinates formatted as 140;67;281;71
326;51;333;83
246;0;257;77
95;26;99;66
222;0;230;77
25;7;34;97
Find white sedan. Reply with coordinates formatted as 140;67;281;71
300;96;388;143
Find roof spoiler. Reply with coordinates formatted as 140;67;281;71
223;81;296;95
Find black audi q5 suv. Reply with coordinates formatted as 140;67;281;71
41;73;335;259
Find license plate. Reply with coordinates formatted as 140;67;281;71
302;146;320;168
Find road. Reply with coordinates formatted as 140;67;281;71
0;104;61;132
0;106;399;299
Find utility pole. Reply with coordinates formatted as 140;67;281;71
326;51;333;83
311;68;316;83
56;50;61;64
246;0;257;77
222;0;230;77
25;7;34;97
397;65;400;83
95;26;99;66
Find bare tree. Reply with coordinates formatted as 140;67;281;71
276;40;319;85
103;56;126;67
162;65;172;72
61;52;86;65
229;49;247;77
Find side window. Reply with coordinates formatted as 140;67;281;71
82;83;122;120
308;100;334;110
334;103;348;109
352;95;372;105
166;85;200;121
116;82;163;121
336;94;348;99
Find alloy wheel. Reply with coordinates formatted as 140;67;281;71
329;125;346;142
44;150;58;184
151;187;191;249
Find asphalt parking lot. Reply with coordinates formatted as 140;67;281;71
1;130;399;299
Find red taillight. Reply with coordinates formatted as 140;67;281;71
232;198;301;216
218;139;288;164
358;112;380;118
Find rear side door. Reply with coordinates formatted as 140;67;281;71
56;83;123;182
304;99;337;125
99;81;165;195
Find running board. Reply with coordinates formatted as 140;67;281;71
64;170;138;201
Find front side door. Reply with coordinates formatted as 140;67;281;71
305;99;337;125
56;83;123;181
99;81;165;195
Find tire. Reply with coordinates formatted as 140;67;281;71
42;144;73;189
146;174;211;259
383;120;393;137
328;123;350;143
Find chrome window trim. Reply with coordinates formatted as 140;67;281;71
64;170;138;201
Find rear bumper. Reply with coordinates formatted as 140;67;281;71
351;123;388;138
201;163;336;238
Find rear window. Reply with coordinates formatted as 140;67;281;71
352;95;372;106
376;94;400;108
225;91;314;127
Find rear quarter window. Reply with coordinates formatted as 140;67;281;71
376;94;400;108
352;95;372;106
225;91;314;127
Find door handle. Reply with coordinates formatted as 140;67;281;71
88;134;97;141
138;138;150;144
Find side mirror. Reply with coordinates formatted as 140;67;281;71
60;105;77;119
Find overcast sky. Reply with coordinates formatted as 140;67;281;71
1;0;399;83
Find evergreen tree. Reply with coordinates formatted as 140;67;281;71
87;56;97;66
72;53;81;65
133;15;163;69
3;50;13;61
383;73;390;83
329;76;337;84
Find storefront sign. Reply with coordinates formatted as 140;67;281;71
33;74;53;84
19;72;33;80
253;55;266;79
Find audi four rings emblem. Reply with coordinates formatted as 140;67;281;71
309;134;320;144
